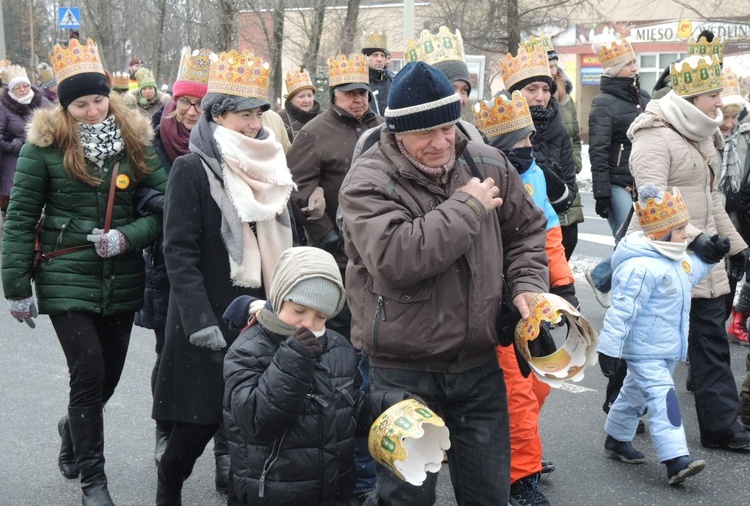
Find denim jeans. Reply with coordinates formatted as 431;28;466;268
591;186;634;293
370;359;510;506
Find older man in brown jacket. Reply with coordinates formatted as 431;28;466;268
339;62;549;505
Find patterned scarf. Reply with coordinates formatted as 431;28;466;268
78;116;123;168
719;125;742;194
529;96;559;133
159;100;191;162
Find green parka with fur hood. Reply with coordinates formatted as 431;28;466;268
1;105;168;315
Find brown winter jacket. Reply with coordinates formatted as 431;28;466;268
627;99;747;299
339;125;549;373
287;105;383;246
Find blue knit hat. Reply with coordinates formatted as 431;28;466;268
385;61;461;133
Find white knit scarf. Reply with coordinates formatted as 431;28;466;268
10;89;34;105
659;91;723;141
78;116;123;168
648;239;688;261
213;125;295;290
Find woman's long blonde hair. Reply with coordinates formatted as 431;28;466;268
52;92;153;186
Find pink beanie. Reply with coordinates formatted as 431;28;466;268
172;80;208;99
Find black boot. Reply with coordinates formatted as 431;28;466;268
213;428;230;494
58;415;80;479
68;406;114;506
155;466;182;506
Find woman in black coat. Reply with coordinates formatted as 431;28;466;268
152;52;296;504
278;68;322;142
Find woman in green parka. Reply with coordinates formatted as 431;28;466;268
1;38;168;506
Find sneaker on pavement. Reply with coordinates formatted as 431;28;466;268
585;270;611;308
604;435;645;463
703;430;750;451
509;473;551;506
636;419;646;434
540;459;555;475
664;456;706;485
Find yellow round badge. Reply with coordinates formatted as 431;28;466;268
682;260;690;274
525;183;534;197
115;174;130;190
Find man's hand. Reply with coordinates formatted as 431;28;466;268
513;292;540;320
301;186;326;221
458;177;503;211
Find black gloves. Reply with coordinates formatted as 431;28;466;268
551;284;579;310
319;228;343;256
598;352;623;378
728;249;750;282
690;233;730;264
595;198;611;219
292;327;323;357
540;163;574;213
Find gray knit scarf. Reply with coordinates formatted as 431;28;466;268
719;125;742;194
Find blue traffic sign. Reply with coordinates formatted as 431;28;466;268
59;7;81;29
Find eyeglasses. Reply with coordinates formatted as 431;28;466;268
175;97;203;113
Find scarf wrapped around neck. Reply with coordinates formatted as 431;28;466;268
718;125;742;194
659;91;723;141
189;116;295;292
78;116;124;168
159;100;191;162
529;96;559;133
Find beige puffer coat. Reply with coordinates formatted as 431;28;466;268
627;99;747;299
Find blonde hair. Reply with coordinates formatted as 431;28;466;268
721;103;744;117
53;92;153;186
554;71;568;103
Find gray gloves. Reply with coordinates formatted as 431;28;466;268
189;325;226;351
8;296;38;328
86;228;129;258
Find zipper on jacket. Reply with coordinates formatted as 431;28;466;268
372;295;385;351
306;392;330;408
55;223;68;250
616;144;624;167
258;432;286;498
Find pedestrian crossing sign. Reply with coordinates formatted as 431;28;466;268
59;7;81;29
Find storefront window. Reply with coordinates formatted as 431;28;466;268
638;52;686;95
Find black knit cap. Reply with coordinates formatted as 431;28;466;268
433;60;472;95
57;72;111;109
385;61;461;134
508;75;557;96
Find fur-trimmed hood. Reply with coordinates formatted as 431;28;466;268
25;95;154;149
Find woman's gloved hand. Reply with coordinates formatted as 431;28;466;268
689;233;729;264
595;198;611;219
189;325;226;351
86;228;129;258
8;296;38;328
728;248;750;281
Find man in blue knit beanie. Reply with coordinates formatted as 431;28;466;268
339;61;550;505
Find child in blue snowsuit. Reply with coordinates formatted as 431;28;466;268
597;184;730;485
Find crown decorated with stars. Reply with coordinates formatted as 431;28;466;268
500;45;550;91
362;31;388;51
207;50;270;100
594;38;636;70
327;53;369;87
472;91;533;139
405;26;465;65
111;71;130;90
176;47;212;85
635;186;691;240
284;68;316;97
520;34;555;55
688;35;725;64
670;54;722;98
52;38;105;83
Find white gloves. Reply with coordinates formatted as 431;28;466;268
8;296;38;328
189;325;226;351
249;299;266;317
301;186;326;221
86;228;129;258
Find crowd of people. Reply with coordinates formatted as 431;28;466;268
1;24;749;506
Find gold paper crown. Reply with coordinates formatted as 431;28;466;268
176;47;212;85
135;68;156;88
721;68;741;99
472;91;534;139
4;65;28;85
405;26;465;65
520;34;554;55
362;31;388;51
111;72;130;90
284;68;316;97
207;50;270;100
327;53;369;87
52;38;105;83
688;35;725;63
500;45;550;91
594;38;636;70
635;187;691;239
670;55;723;98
